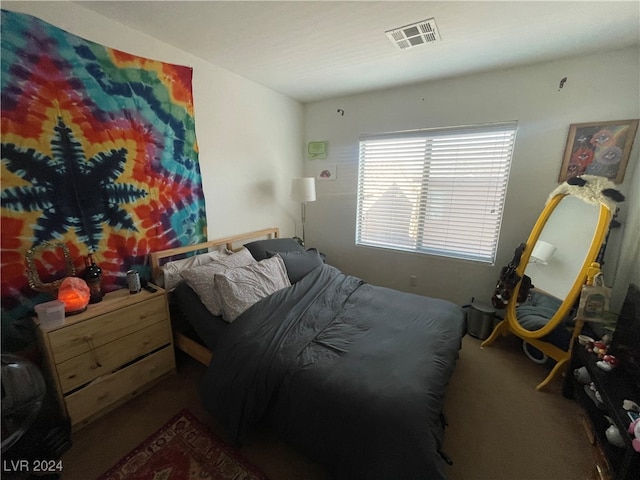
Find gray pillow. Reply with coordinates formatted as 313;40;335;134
244;237;304;261
267;248;324;283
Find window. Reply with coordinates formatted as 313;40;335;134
356;122;517;264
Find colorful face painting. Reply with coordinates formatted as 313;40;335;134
1;10;207;320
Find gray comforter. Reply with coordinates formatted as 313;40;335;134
199;264;465;479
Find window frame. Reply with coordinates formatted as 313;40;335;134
355;122;518;264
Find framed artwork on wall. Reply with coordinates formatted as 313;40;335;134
307;141;327;159
558;119;639;184
317;163;337;181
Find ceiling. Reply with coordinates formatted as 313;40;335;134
75;1;640;103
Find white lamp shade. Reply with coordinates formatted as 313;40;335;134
530;240;557;265
291;177;316;202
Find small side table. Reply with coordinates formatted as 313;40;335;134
34;285;176;430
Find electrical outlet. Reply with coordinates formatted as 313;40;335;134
409;275;417;287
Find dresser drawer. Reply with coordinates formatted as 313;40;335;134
49;296;167;364
56;321;172;394
65;346;175;426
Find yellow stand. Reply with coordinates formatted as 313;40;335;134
482;262;602;391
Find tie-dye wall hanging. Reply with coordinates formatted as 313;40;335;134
1;10;207;321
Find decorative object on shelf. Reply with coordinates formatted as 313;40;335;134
584;382;604;408
558;119;638;183
290;177;316;246
569;270;619;372
578;334;595;347
624;402;640;452
577;272;611;323
84;254;103;304
604;415;626;448
564;315;640;480
25;242;76;293
126;270;142;294
573;366;591;384
57;277;90;315
596;356;619;372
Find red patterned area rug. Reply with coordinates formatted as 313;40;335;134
97;409;268;480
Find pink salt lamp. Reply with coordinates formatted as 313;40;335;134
57;277;90;314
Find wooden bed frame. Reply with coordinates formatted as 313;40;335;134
150;227;280;366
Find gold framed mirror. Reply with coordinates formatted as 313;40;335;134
25;241;76;293
482;175;623;390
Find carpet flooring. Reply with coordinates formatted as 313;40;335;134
61;334;594;480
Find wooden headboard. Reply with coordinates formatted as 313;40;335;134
150;226;279;281
149;227;280;366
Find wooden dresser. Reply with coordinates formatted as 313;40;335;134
34;285;176;430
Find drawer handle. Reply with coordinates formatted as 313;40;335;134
97;392;109;401
83;334;102;368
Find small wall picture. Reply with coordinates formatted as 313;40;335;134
307;141;327;159
559;119;639;184
317;164;337;181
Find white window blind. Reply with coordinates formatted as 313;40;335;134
356;122;517;264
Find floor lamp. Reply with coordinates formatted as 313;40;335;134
291;177;316;246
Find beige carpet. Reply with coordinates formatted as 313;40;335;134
61;335;593;480
443;335;593;480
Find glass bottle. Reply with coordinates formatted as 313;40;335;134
85;254;103;304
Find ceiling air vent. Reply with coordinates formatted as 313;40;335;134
386;18;440;50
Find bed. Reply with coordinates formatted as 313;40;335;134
151;227;466;480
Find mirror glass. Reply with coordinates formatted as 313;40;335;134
514;195;602;333
526;196;599;301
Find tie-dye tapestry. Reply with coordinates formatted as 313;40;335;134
1;10;207;322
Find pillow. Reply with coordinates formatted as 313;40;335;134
266;248;324;283
244;237;304;261
215;255;291;322
179;247;256;316
160;249;231;290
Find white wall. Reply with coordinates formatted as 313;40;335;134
5;2;638;309
611;154;640;311
304;46;640;307
3;1;305;240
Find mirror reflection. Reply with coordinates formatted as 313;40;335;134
517;196;601;332
482;174;624;391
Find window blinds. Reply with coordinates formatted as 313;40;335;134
356;122;517;263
